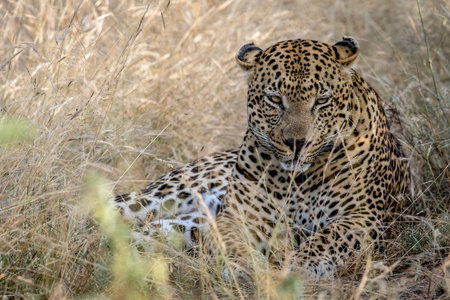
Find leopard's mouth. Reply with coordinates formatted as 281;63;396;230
250;123;333;172
275;146;313;173
276;140;335;172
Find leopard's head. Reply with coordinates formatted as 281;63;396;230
237;37;361;172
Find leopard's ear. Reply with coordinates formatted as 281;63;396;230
333;36;359;67
236;42;262;71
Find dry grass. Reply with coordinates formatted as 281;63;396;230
0;0;449;298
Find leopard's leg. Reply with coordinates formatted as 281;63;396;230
205;211;290;282
290;215;380;279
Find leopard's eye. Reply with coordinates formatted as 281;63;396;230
268;95;282;104
315;94;332;106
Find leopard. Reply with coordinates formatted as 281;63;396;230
111;36;410;279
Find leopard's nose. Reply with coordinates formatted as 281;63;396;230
284;138;305;151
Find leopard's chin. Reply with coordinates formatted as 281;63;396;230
279;161;311;173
